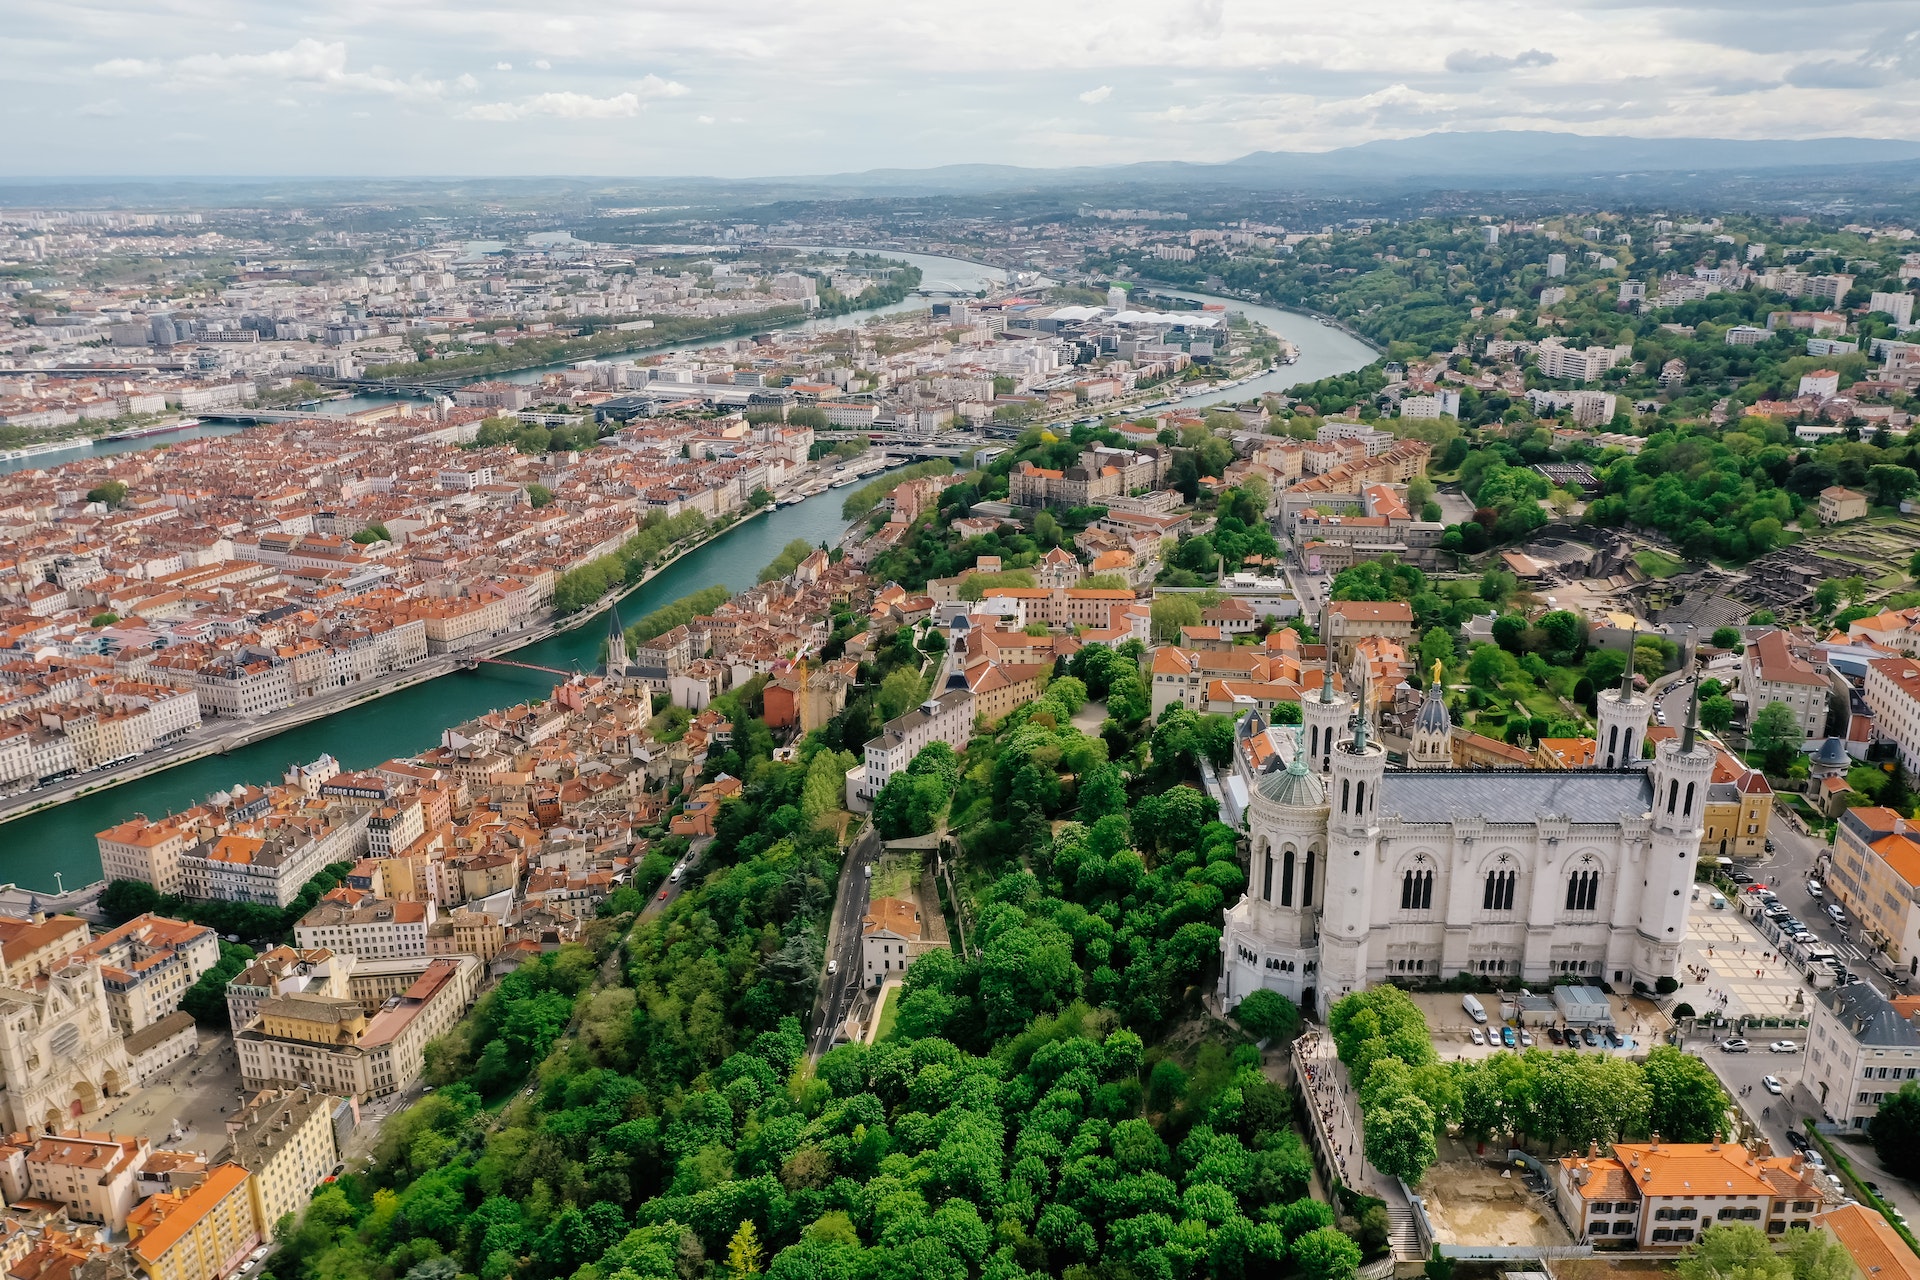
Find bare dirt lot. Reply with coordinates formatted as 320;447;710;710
1416;1158;1573;1249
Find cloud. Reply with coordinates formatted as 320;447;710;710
1787;24;1920;88
534;59;552;71
1079;85;1114;103
634;73;689;98
92;58;159;78
495;61;513;71
697;114;716;124
467;90;644;120
1445;48;1558;73
456;73;478;91
95;39;447;101
77;98;124;117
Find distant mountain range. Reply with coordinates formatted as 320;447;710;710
808;131;1920;193
8;131;1920;206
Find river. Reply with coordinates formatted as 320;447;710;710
1;480;890;891
6;249;1375;888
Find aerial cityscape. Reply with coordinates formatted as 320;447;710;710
10;4;1920;1280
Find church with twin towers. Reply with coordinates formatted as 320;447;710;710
1219;653;1709;1017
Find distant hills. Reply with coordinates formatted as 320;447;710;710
8;130;1920;206
807;131;1920;193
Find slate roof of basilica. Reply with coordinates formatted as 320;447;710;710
1378;770;1653;824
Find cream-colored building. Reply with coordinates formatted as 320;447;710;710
223;947;351;1032
1743;630;1836;740
95;819;191;896
860;896;947;988
0;915;92;987
1820;486;1870;525
293;894;432;961
223;1087;340;1239
1805;983;1920;1130
0;959;136;1130
128;1162;260;1280
235;955;479;1101
1827;806;1920;964
0;1130;150;1232
79;914;219;1036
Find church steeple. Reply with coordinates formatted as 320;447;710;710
1410;660;1454;770
604;604;627;674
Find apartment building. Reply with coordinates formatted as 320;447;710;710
856;689;974;807
128;1162;260;1280
222;1087;341;1240
1324;600;1416;663
96;818;192;897
178;805;370;907
235;955;479;1100
1556;1139;1829;1248
1805;983;1920;1129
1827;807;1920;963
1743;630;1836;740
959;659;1048;728
293;893;433;960
80;914;220;1035
224;947;351;1031
1867;658;1920;776
0;913;92;986
0;1130;150;1232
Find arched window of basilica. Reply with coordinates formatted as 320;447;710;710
1281;849;1296;906
1302;850;1316;908
1683;781;1695;817
1262;849;1274;902
1565;856;1600;911
1667;779;1679;814
1483;855;1517;911
1355;781;1366;814
1401;856;1434;910
1340;778;1350;813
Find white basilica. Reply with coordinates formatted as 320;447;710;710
1219;657;1708;1017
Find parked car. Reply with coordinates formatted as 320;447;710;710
1519;1029;1534;1047
1807;879;1824;899
1721;1038;1750;1053
1470;1028;1485;1046
1730;870;1755;885
1501;1026;1517;1048
1763;1075;1784;1095
1607;1028;1626;1048
1582;1026;1600;1047
1769;1040;1800;1053
1546;1027;1564;1045
1828;903;1849;924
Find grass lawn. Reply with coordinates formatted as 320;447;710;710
1634;549;1685;579
873;983;903;1042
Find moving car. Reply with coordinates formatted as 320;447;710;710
1828;903;1849;924
1762;1075;1784;1095
1786;1131;1811;1151
1807;879;1824;899
827;960;838;976
1730;870;1755;885
1721;1038;1750;1053
1770;1040;1800;1053
658;888;669;900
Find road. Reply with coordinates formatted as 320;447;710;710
811;823;878;1059
640;836;712;920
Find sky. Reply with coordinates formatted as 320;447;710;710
6;0;1920;177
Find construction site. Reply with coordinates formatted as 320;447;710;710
1415;1149;1576;1251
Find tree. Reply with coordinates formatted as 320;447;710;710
526;484;554;508
1150;596;1203;643
1234;990;1300;1043
1418;626;1454;676
748;486;774;509
1364;1096;1438;1186
1751;701;1803;775
87;481;128;507
1813;580;1842;614
1710;626;1741;650
1291;1226;1363;1280
1870;1081;1920;1177
1701;696;1735;733
1785;1227;1856;1280
1479;567;1516;607
1675;1223;1791;1280
1868;464;1919;507
1641;1045;1730;1143
726;1219;764;1277
98;880;163;924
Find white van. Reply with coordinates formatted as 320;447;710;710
1710;892;1728;910
1462;994;1488;1024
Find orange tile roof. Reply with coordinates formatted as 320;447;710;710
1870;832;1920;889
1818;1202;1920;1280
131;1162;250;1263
